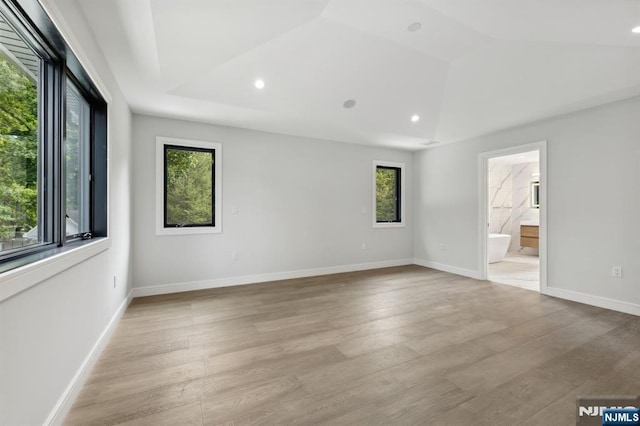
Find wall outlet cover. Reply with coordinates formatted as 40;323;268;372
612;266;623;278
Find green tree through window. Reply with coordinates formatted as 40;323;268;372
164;146;214;227
0;4;108;272
376;166;400;223
0;53;39;249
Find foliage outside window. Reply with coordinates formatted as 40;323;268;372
165;146;214;227
0;3;107;269
156;137;222;235
0;18;39;253
373;160;405;228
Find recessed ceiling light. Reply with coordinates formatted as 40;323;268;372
254;79;265;89
407;22;422;32
343;99;356;109
632;26;640;34
411;114;420;123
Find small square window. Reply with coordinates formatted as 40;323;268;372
373;160;405;228
156;137;221;235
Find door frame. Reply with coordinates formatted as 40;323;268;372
478;140;548;293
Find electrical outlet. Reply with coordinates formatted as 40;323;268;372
439;243;445;252
232;251;239;261
231;206;239;215
361;207;367;214
612;266;623;278
361;243;367;250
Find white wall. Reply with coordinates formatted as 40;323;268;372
0;0;132;424
132;114;413;291
416;96;640;309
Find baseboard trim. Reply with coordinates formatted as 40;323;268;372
412;258;483;280
132;259;414;297
46;290;134;425
542;286;640;317
412;259;639;317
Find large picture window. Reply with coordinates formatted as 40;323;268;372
373;160;405;228
0;1;108;271
156;137;222;235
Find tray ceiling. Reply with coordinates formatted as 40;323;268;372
78;0;640;149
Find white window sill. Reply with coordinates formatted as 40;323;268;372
373;222;406;229
156;227;222;236
0;238;110;303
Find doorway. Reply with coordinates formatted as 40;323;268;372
478;141;547;292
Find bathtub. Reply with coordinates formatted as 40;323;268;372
488;233;511;263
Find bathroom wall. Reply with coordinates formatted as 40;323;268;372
511;162;539;253
488;162;513;236
488;160;539;253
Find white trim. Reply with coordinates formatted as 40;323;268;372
372;160;406;228
155;137;222;236
37;0;113;103
542;286;640;317
46;289;134;426
478;141;548;293
412;257;640;317
413;258;484;280
133;259;414;297
0;238;110;303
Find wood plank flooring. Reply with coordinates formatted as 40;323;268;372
64;266;640;425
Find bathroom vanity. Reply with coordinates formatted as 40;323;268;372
520;221;539;248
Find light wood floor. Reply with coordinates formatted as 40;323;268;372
65;266;640;425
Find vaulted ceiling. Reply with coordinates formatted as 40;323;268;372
77;0;640;150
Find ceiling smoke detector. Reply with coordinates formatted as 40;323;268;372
407;22;422;32
633;26;640;34
343;99;356;109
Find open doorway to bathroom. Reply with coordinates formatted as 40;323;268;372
486;150;540;291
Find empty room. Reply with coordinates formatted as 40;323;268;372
1;0;640;425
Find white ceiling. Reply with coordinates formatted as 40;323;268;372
77;0;640;150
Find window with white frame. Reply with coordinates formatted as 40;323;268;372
156;137;222;235
373;160;405;227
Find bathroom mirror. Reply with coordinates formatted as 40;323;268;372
531;181;540;208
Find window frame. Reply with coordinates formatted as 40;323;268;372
64;76;93;240
0;0;108;276
372;160;405;228
155;136;222;236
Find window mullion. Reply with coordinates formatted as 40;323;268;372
55;64;66;246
